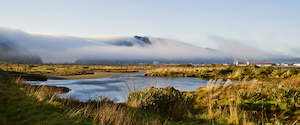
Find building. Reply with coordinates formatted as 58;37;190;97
223;63;229;66
233;58;276;67
293;64;300;67
281;63;292;66
253;63;275;67
233;59;239;66
233;59;250;66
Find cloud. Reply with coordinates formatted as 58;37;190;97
286;47;300;58
208;36;278;59
0;27;290;63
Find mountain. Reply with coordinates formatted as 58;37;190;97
0;27;299;65
0;42;42;64
0;39;42;64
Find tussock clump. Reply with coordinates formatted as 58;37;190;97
127;86;194;120
194;79;300;124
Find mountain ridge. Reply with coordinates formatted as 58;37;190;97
0;27;299;64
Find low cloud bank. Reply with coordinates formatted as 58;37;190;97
0;27;290;64
208;36;278;59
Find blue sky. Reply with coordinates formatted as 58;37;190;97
1;0;300;56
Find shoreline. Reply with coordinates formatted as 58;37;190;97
28;84;71;94
48;71;144;80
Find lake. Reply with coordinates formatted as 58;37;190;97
29;73;227;102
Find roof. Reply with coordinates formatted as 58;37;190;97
253;62;275;65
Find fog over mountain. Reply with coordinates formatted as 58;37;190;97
0;35;42;64
0;27;297;64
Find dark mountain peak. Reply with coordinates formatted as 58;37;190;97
134;35;151;45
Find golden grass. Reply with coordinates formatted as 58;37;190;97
3;65;299;124
14;78;165;125
193;77;300;124
0;63;157;76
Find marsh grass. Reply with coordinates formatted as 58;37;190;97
1;66;299;125
124;78;137;93
0;78;93;124
194;77;300;124
127;86;194;121
0;71;166;125
145;66;300;81
27;85;165;125
0;63;156;76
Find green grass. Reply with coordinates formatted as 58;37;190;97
0;63;155;76
0;79;92;125
1;65;300;125
190;78;300;124
126;77;300;124
145;65;300;80
0;70;166;125
127;86;194;121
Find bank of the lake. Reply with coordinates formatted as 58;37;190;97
144;65;300;81
49;71;142;80
29;73;218;102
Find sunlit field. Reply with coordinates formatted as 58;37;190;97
0;64;299;124
1;1;300;124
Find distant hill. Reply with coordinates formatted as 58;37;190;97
0;39;42;64
0;27;300;65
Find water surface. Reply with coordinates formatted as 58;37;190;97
29;74;225;102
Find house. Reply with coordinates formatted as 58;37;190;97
293;64;300;67
281;63;292;66
237;62;248;66
253;63;275;67
223;63;229;66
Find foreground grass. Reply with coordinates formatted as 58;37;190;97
190;78;300;124
0;70;165;125
0;80;165;125
127;77;300;124
0;79;92;125
1;66;300;124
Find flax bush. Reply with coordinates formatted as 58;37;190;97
127;86;193;120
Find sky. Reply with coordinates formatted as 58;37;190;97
1;0;300;56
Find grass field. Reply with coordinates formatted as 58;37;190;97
0;73;93;124
0;70;165;125
0;64;299;124
145;65;300;80
0;63;154;77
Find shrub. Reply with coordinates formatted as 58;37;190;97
239;82;300;111
127;86;194;120
271;69;283;78
282;68;298;78
254;67;274;78
232;68;248;80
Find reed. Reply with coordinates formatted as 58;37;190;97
9;76;164;125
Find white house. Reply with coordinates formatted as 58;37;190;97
293;64;300;66
254;63;275;67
